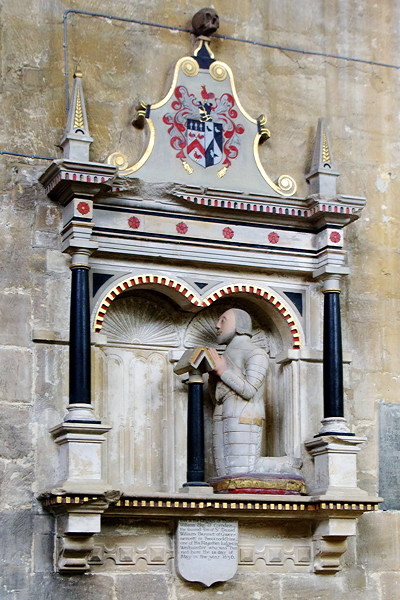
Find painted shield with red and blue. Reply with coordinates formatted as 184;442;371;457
186;119;223;168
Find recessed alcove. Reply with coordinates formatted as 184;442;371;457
93;287;302;494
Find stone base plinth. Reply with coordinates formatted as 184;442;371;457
209;473;307;495
50;420;111;494
305;434;368;497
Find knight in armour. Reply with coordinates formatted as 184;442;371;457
208;308;268;476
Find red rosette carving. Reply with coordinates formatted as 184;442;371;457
176;222;188;234
128;216;141;229
77;201;90;215
268;232;280;244
329;231;341;243
223;227;234;239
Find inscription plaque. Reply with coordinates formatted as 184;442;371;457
176;519;238;586
379;402;400;510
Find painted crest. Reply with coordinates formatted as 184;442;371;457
163;85;244;170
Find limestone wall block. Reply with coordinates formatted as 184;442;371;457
0;347;32;404
115;574;169;600
379;572;400;600
0;510;33;592
45;250;69;275
34;203;62;233
27;572;115;600
0;293;31;346
0;459;33;508
357;512;400;572
172;573;281;600
350;371;384;422
0;403;32;459
31;277;71;332
32;513;55;574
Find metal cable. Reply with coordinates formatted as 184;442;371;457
63;8;400;111
0;151;54;161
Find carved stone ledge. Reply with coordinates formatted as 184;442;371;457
276;348;352;365
42;491;379;520
41;492;379;574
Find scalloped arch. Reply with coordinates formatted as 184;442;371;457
93;274;302;349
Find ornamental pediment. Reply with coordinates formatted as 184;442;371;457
106;40;297;198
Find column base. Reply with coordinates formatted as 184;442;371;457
318;417;354;436
180;484;214;494
63;403;100;423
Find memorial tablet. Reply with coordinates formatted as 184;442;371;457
176;519;238;586
379;402;400;510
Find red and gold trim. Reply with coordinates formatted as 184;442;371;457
94;275;202;332
202;284;301;348
94;276;302;348
179;194;356;218
41;493;379;515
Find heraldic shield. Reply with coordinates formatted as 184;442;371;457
186;118;223;168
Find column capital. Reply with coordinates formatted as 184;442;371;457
320;274;342;293
70;249;92;268
188;368;203;384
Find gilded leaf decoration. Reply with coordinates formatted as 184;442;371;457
74;90;85;131
322;134;331;165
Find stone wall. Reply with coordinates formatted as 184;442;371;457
0;1;399;598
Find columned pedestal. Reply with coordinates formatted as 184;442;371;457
305;434;367;499
50;421;112;495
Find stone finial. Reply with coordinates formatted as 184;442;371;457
192;7;219;37
306;118;340;197
60;69;93;162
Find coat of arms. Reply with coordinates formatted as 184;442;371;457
163;85;244;172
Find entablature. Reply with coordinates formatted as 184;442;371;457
42;491;379;521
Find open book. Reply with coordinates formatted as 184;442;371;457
174;346;216;375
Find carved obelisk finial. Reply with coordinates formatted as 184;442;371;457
306;118;340;197
60;69;93;162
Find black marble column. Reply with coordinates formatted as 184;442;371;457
184;372;208;486
323;290;343;419
69;264;91;407
321;282;354;436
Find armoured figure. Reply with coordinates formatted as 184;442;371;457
208;308;268;476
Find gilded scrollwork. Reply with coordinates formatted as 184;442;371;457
181;58;199;77
209;61;228;82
